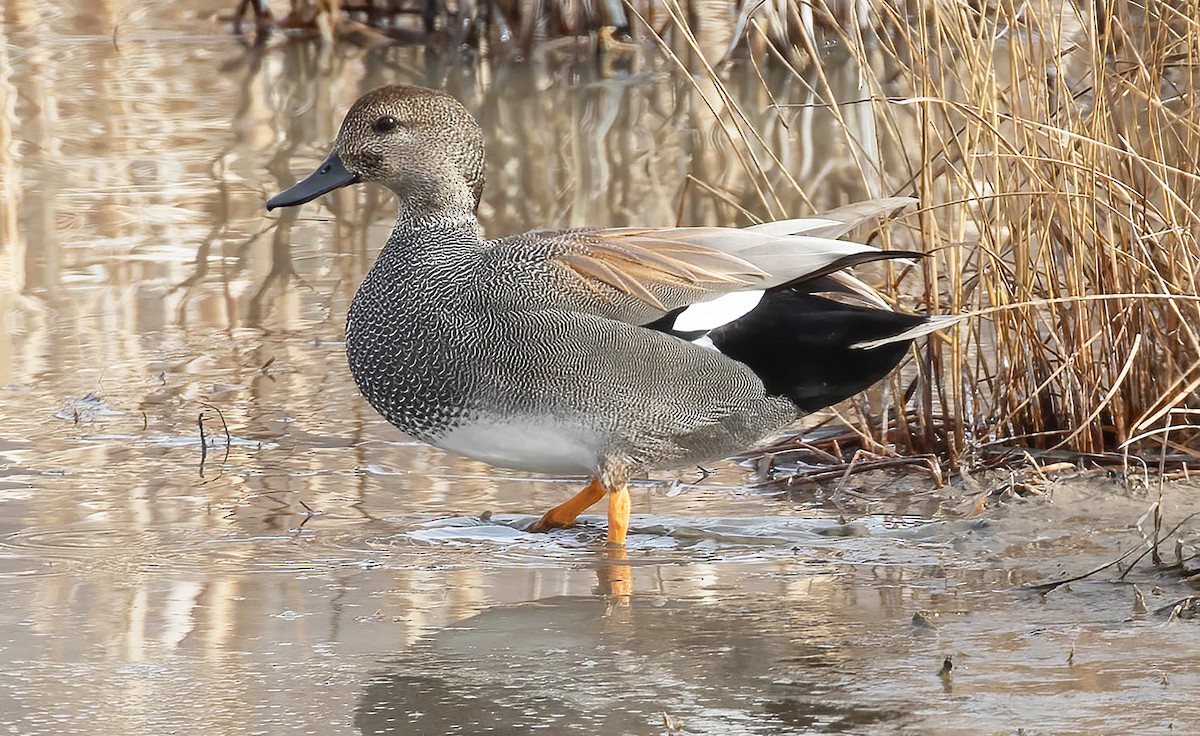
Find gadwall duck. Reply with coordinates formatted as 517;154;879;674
267;84;936;545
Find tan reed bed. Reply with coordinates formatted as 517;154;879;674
636;0;1200;475
229;0;644;47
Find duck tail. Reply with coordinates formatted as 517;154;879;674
850;315;961;349
708;289;935;413
745;197;918;239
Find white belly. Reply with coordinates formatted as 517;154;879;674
433;417;601;475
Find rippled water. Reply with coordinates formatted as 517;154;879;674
2;2;1200;734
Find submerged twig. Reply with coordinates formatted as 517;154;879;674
197;411;207;478
197;402;233;478
1026;543;1143;595
296;497;317;531
1118;511;1200;580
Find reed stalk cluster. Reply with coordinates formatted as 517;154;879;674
651;0;1200;468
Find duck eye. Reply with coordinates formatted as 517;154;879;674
373;115;399;134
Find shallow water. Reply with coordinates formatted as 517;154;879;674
2;2;1200;734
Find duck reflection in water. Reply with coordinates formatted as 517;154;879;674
352;592;908;734
266;84;937;566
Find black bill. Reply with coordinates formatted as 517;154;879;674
266;152;360;210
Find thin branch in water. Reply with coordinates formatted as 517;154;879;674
198;411;208;478
1118;511;1200;580
197;402;233;478
296;497;317;532
1025;542;1144;595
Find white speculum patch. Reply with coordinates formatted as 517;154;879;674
672;290;765;332
434;416;601;475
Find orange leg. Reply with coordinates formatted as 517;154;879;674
528;477;606;532
606;483;631;546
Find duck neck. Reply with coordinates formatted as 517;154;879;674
393;205;482;238
390;171;483;236
380;192;485;271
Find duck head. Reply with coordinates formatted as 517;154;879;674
267;85;485;225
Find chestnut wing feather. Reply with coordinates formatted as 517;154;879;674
554;230;767;311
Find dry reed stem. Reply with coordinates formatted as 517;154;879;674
654;0;1200;466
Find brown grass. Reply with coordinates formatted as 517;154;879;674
637;0;1200;469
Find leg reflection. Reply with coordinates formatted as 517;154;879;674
596;544;633;604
